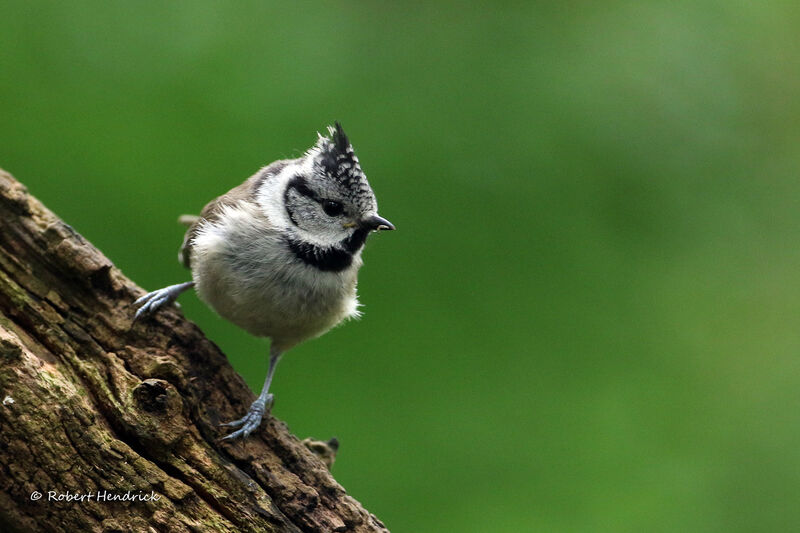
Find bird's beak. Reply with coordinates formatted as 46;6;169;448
361;214;395;232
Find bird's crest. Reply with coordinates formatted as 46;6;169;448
308;123;375;210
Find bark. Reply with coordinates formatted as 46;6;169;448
0;168;389;533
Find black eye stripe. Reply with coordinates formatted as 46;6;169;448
284;176;316;227
286;175;318;201
285;175;351;220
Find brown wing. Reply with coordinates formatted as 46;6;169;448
178;159;291;269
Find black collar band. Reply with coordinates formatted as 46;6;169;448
284;228;369;272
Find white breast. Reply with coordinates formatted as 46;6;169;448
190;202;362;351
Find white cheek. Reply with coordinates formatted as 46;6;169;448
256;159;349;247
256;158;316;230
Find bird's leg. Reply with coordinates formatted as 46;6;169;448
133;281;195;321
221;345;283;440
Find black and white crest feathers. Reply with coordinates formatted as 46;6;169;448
314;122;357;176
331;121;350;153
309;123;376;213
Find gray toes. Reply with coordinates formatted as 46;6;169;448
220;396;272;440
133;290;173;320
221;414;262;440
221;426;249;441
220;416;246;429
132;282;194;323
133;292;157;307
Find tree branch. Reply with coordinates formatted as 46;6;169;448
0;168;389;533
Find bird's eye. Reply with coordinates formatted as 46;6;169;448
322;200;344;217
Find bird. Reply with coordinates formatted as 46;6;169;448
133;123;394;440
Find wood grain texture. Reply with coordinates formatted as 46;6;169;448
0;168;389;533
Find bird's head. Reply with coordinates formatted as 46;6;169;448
281;123;394;248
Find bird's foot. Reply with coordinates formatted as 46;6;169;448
133;282;194;321
220;394;274;440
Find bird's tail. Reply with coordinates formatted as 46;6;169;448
178;214;200;227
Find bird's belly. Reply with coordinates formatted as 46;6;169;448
193;253;359;350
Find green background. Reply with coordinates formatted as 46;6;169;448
2;2;799;531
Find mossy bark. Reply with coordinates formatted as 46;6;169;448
0;168;389;533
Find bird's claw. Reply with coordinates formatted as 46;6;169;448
221;394;273;440
134;292;172;320
132;283;191;321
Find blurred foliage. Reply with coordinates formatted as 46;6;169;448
2;2;800;531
